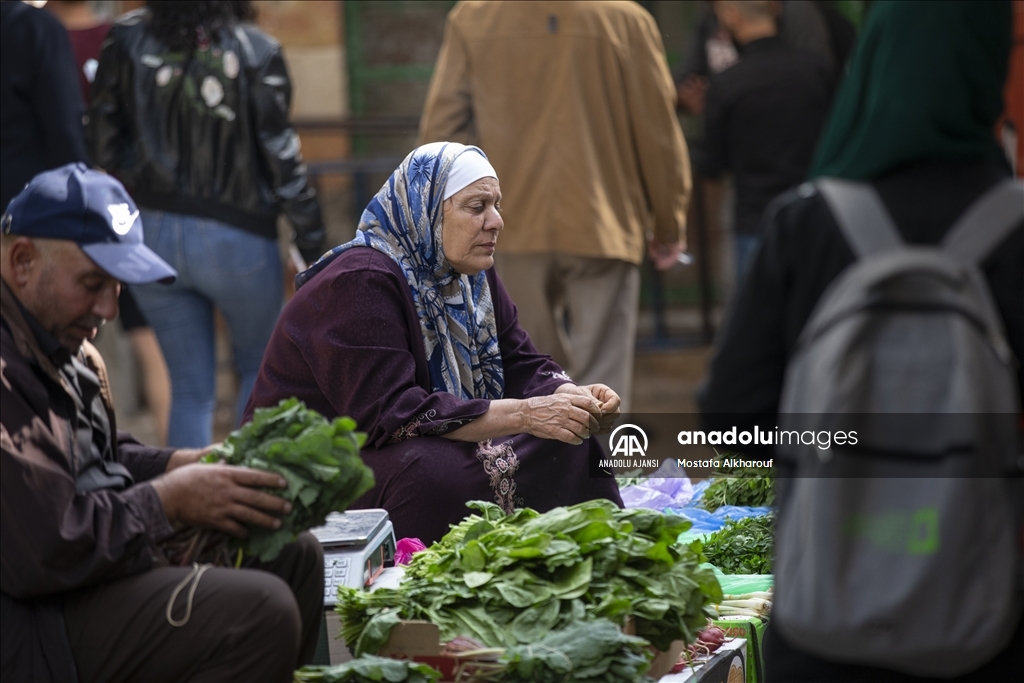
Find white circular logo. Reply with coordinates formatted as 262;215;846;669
608;424;648;458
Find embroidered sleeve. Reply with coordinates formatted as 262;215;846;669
542;370;574;383
387;411;476;444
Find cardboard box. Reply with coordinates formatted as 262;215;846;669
376;619;688;681
709;617;767;683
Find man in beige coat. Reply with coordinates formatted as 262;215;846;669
420;0;691;412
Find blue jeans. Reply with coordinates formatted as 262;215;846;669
132;210;283;448
734;233;764;289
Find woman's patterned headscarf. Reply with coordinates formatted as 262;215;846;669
295;142;505;400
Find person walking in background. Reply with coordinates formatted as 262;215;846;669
700;0;834;284
700;2;1022;680
419;0;691;412
44;0;112;104
0;0;89;212
48;0;172;446
675;0;854;116
88;0;325;448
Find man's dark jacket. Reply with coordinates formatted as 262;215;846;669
701;36;834;235
88;9;325;262
0;280;175;682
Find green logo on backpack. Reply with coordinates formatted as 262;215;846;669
843;506;940;556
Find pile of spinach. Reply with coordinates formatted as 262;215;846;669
294;655;440;682
492;619;654;683
163;398;375;564
700;513;774;575
297;620;654;683
336;499;721;656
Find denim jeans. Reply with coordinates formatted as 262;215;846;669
131;210;282;448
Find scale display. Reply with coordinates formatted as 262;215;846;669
311;509;396;606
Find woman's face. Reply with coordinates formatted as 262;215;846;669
441;177;503;275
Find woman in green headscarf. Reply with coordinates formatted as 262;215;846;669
809;0;1011;180
699;2;1022;681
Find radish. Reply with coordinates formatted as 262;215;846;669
697;625;726;647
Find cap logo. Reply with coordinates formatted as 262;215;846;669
108;204;140;235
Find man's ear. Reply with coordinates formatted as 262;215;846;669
6;237;41;287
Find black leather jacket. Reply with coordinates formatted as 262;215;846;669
88;9;324;262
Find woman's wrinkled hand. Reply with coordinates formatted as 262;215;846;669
555;383;621;433
522;393;602;444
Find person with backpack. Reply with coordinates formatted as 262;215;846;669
698;2;1023;681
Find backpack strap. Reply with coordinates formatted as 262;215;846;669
815;178;902;259
941;180;1024;266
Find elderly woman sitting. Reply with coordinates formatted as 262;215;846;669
244;142;623;543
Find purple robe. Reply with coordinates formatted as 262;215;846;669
244;248;621;543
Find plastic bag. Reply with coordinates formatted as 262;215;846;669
686;479;712;506
619;461;694;511
711;565;774;595
394;537;426;565
668;504;773;533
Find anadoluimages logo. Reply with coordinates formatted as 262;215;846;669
608;424;648;458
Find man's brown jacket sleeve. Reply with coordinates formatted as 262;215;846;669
1;330;172;600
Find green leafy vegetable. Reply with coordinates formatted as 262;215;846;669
701;514;774;575
294;655;441;682
162;398;375;564
336;500;721;655
698;460;774;511
615;470;646;489
490;619;654;683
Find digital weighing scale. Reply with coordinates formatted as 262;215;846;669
310;508;396;606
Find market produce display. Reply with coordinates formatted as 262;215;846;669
697;464;774;512
161;398;375;564
490;618;654;682
699;514;774;575
297;620;654;683
294;655;441;682
713;590;773;619
671;623;727;673
336;500;722;656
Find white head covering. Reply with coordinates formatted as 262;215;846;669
442;150;499;200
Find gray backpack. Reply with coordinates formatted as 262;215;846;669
773;178;1024;677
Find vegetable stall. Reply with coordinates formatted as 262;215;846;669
191;403;777;682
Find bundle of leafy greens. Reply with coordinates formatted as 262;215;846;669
294;655;441;683
162;398;375;564
489;619;654;683
336;500;721;656
698;461;774;511
700;514;774;575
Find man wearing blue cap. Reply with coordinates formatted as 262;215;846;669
0;164;323;682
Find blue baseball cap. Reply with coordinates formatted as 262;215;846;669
1;163;177;285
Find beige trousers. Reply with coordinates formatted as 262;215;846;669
494;252;640;412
